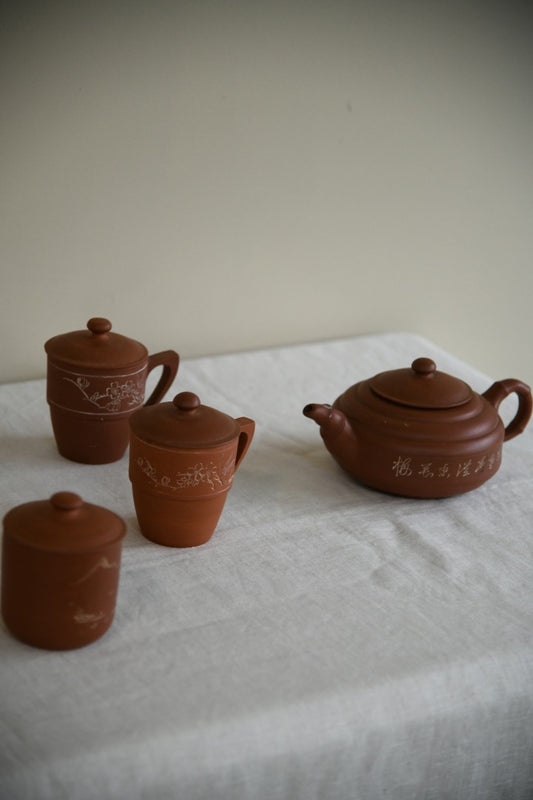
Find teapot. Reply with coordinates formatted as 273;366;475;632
303;357;532;498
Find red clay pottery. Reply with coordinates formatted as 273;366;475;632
129;392;255;547
45;318;179;464
1;492;125;650
303;357;532;498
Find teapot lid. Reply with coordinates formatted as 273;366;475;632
2;492;126;554
129;392;241;448
44;318;148;369
369;357;472;409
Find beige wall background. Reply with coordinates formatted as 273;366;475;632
1;1;532;386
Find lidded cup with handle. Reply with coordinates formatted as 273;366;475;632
129;392;255;547
45;317;179;464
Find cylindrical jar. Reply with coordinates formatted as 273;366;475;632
1;492;126;649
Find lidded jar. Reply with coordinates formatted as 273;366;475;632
1;492;126;650
45;318;179;464
129;392;255;547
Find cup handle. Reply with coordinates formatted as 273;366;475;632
235;418;255;470
482;378;532;442
144;350;180;406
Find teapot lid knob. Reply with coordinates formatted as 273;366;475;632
173;392;201;412
412;357;436;376
87;317;112;335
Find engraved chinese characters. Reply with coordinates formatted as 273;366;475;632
45;318;179;464
391;449;502;482
129;392;254;547
304;357;532;498
1;492;125;650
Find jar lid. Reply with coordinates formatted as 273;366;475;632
129;392;241;448
2;492;126;554
369;357;472;409
44;318;148;370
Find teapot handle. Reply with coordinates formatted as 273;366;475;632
145;350;180;406
482;379;532;442
235;418;255;470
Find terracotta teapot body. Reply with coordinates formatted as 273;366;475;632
1;492;125;650
304;357;532;498
129;392;255;547
45;318;179;464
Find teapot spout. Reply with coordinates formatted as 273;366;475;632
303;403;347;440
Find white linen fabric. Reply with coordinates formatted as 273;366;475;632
1;332;532;800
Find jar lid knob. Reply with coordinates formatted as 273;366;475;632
50;492;84;511
87;318;112;335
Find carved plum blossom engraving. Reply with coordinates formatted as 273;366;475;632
71;557;119;585
136;456;234;492
175;462;224;490
71;606;107;628
136;457;169;488
64;376;144;411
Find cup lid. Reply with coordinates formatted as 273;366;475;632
129;392;242;448
44;318;148;370
2;492;126;554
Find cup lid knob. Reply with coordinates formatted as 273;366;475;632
87;318;112;335
173;392;201;412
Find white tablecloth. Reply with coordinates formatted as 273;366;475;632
1;332;532;800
